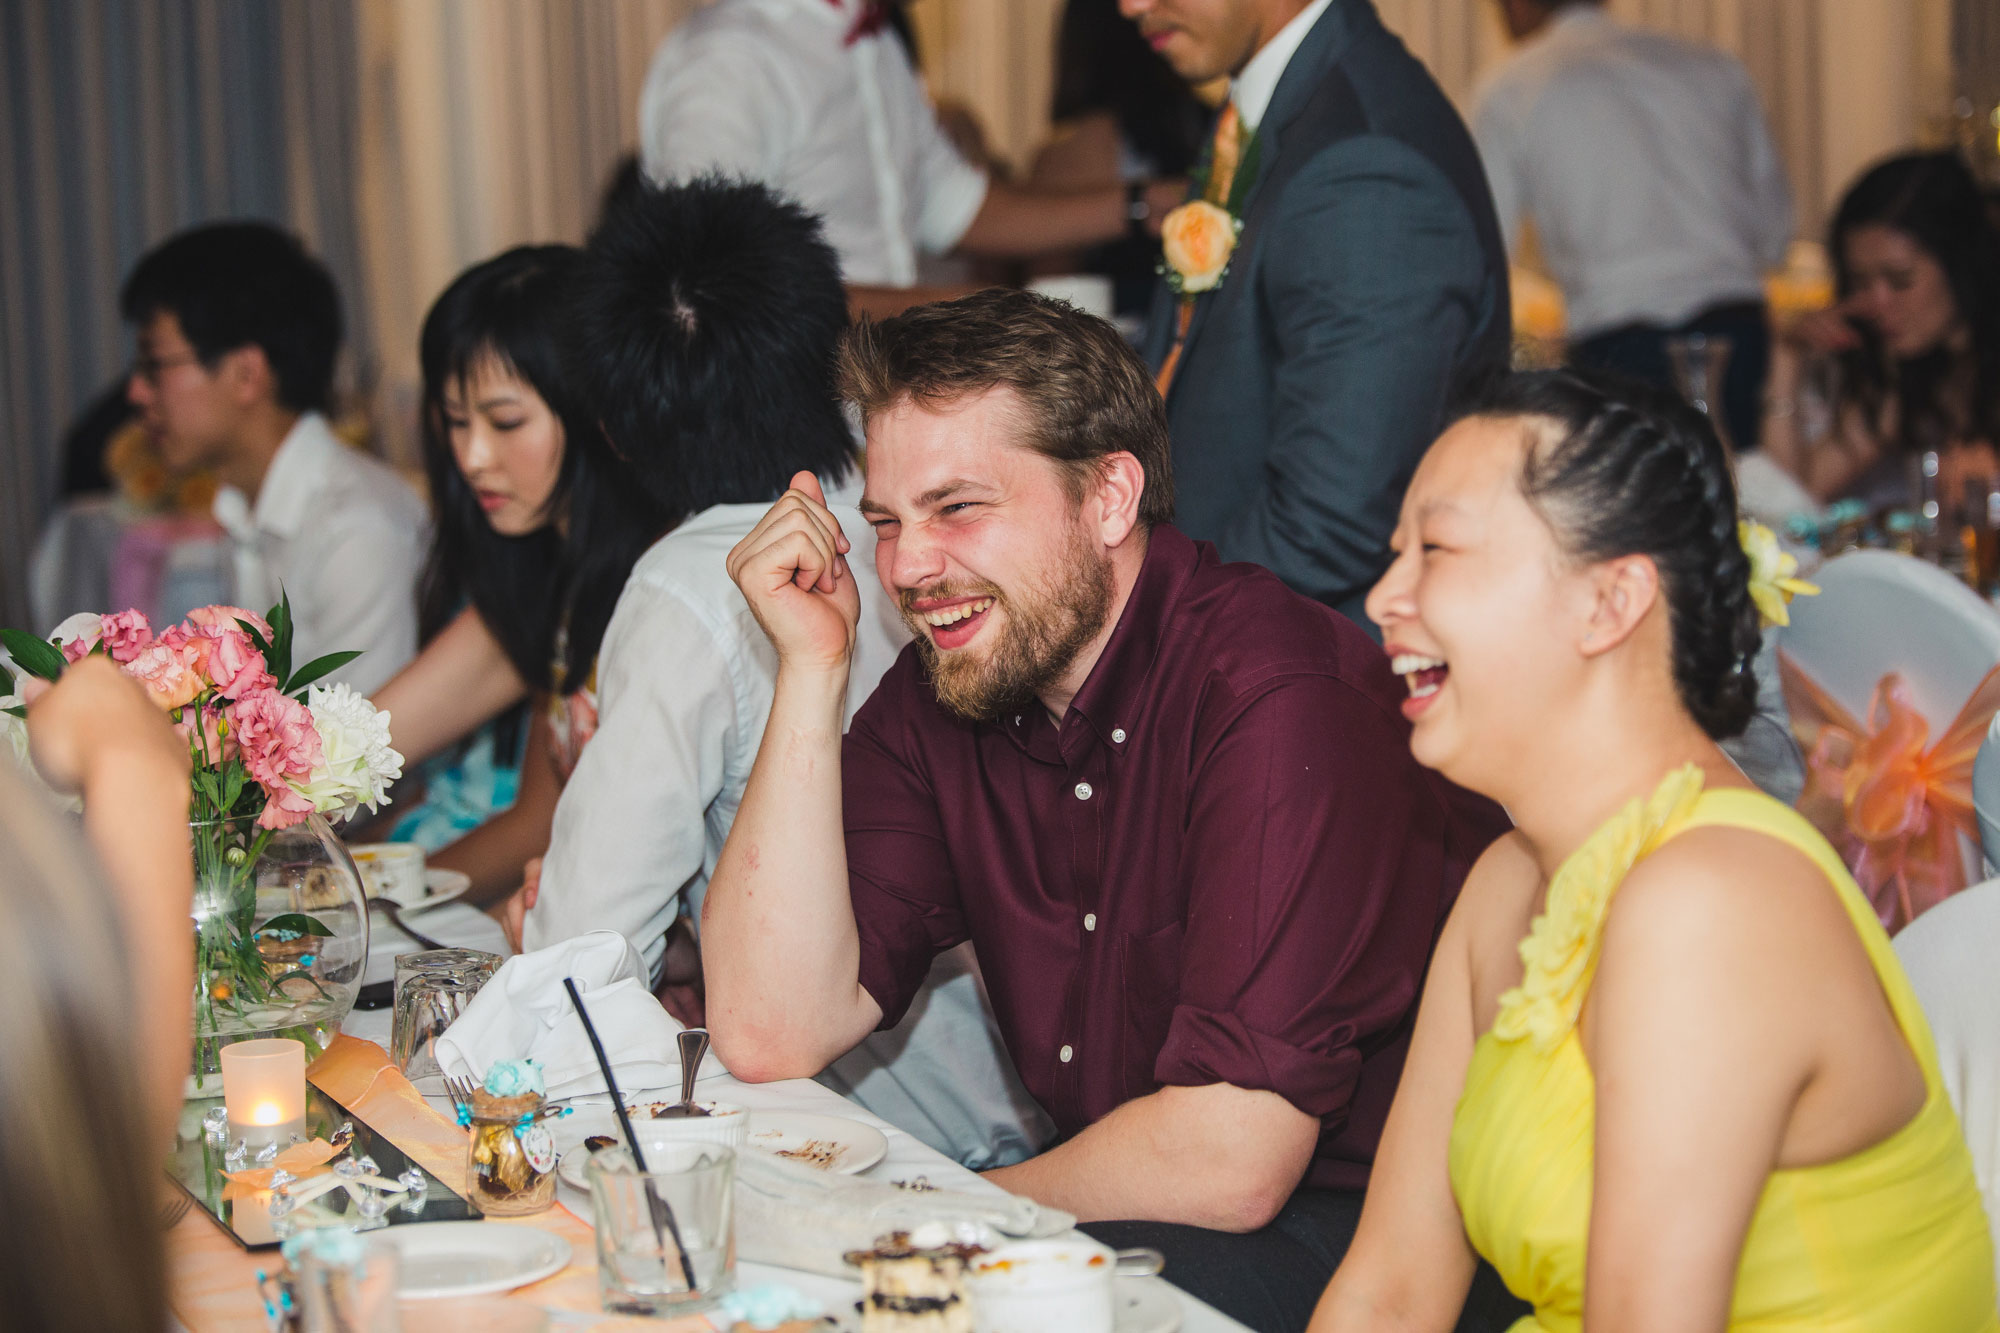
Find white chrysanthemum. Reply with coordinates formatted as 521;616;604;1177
290;682;404;819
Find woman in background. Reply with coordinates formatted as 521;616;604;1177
369;245;656;904
1313;370;1995;1330
5;658;193;1330
1764;151;2000;506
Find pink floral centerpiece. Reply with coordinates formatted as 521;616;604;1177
2;598;402;1079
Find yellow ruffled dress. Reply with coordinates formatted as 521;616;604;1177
1448;766;1999;1331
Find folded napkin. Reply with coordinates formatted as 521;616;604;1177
734;1149;1075;1278
434;931;721;1100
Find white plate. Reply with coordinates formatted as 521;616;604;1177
828;1276;1181;1333
377;1220;571;1299
395;868;472;915
1116;1276;1183;1333
744;1109;888;1175
557;1107;889;1187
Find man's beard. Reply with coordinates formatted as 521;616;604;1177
903;527;1116;723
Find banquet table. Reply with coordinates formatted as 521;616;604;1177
166;903;1254;1333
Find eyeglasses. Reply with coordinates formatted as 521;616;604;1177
130;349;203;383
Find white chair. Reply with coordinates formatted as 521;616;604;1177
1778;550;2000;730
1976;717;2000;874
1893;877;2000;1296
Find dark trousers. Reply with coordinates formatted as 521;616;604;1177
1081;1187;1529;1333
1569;300;1771;456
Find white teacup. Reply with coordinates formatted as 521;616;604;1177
967;1237;1121;1333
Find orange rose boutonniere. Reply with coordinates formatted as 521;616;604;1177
1160;201;1242;295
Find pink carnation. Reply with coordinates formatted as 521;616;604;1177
194;624;275;700
123;640;206;710
228;689;322;827
98;610;154;663
173;704;238;766
188;604;274;642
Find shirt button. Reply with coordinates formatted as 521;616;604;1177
1059;1044;1074;1063
1084;913;1097;932
1112;728;1127;743
1074;782;1093;801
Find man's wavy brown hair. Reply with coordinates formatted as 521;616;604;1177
837;287;1175;527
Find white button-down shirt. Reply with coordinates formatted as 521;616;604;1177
638;0;989;288
1472;7;1794;337
1229;0;1332;132
525;472;905;978
210;412;426;696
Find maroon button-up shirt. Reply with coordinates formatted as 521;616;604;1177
842;525;1507;1189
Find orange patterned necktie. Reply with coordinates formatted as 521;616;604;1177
1155;103;1243;399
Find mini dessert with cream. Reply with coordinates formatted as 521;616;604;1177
844;1225;984;1333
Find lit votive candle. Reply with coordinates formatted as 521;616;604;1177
220;1038;307;1147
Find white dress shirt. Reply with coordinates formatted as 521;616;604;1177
525;470;1048;1167
210;412;427;696
1229;0;1333;131
1472;6;1794;337
637;0;989;287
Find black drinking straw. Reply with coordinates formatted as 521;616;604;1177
563;976;694;1286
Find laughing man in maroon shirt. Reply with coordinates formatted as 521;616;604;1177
705;289;1508;1331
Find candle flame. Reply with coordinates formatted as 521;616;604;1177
250;1101;288;1126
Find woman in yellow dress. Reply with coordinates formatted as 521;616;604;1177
1310;369;1997;1332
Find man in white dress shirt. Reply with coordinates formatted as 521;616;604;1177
637;0;1184;316
513;177;1052;1169
121;223;426;694
1474;0;1795;455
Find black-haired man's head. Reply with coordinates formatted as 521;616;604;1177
120;221;342;476
565;174;856;525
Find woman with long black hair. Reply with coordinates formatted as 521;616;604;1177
1764;151;2000;504
370;245;656;903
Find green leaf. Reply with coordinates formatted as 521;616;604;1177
1;705;23;719
269;591;295;684
286;650;361;696
257;912;334;939
0;629;66;681
0;661;13;695
237;618;271;656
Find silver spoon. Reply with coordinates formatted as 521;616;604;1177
653;1028;711;1118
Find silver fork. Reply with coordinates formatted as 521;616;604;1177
443;1073;479;1121
158;1192;192;1230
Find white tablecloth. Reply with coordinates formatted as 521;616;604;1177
353;906;1254;1332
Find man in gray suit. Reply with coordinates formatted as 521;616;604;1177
1133;0;1511;630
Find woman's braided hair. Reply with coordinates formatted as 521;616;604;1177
1455;368;1762;739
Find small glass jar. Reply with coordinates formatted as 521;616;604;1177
465;1092;558;1217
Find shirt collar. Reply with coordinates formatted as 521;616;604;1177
1229;0;1335;132
213;411;338;541
1060;524;1200;754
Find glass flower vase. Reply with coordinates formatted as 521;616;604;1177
189;812;369;1087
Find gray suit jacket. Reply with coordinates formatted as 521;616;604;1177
1147;0;1510;628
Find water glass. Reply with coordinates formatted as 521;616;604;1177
589;1142;736;1316
292;1235;401;1333
390;949;498;1080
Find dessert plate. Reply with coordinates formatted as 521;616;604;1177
1115;1276;1184;1333
396;868;473;915
744;1109;888;1175
825;1276;1181;1333
558;1107;890;1187
378;1220;570;1298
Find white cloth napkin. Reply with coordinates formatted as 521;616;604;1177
434;931;719;1101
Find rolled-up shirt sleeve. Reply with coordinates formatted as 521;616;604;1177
1153;671;1455;1126
843;655;968;1027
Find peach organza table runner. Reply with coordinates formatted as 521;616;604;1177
166;1035;703;1333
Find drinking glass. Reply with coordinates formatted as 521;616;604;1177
389;949;498;1080
293;1235;401;1333
589;1142;736;1316
1666;333;1735;451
